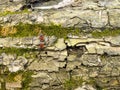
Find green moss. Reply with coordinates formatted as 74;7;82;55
38;24;81;39
0;9;31;17
0;23;81;38
1;22;120;38
0;47;37;56
5;70;23;82
1;70;33;90
64;77;84;90
21;71;33;90
92;29;120;38
16;23;81;38
13;23;39;37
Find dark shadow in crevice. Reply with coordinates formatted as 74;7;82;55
67;45;86;57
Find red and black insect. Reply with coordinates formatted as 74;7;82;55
39;34;45;49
